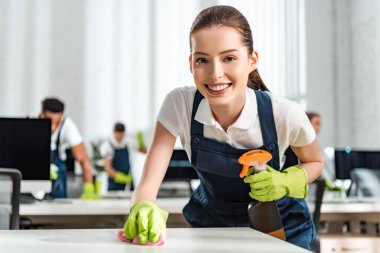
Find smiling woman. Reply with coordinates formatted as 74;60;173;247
124;5;323;250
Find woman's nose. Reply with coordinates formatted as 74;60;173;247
208;62;224;81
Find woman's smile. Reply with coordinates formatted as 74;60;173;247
205;83;232;95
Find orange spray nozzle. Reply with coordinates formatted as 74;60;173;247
238;150;272;178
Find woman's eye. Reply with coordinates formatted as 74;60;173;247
195;58;208;64
224;56;236;62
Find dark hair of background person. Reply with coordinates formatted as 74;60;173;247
306;111;320;121
189;5;269;91
114;122;125;133
42;98;65;113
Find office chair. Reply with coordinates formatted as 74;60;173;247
349;168;380;235
311;177;326;253
0;168;21;230
350;168;380;197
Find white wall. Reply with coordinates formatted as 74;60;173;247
0;0;87;129
350;0;380;147
305;0;380;149
334;0;353;147
305;0;335;148
3;0;378;149
0;0;196;142
0;0;303;145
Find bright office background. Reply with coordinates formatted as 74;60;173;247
0;0;380;151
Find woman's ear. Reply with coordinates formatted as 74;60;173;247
189;54;193;74
249;51;259;72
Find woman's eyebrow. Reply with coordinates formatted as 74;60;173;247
193;49;239;56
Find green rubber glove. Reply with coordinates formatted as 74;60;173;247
114;171;132;185
136;131;146;150
50;164;58;180
124;200;168;245
81;182;101;200
244;165;308;202
325;179;345;192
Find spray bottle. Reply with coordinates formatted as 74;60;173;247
238;150;286;240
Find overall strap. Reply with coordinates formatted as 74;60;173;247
191;90;204;137
108;139;128;151
254;90;280;170
108;140;117;151
190;90;205;164
56;117;66;150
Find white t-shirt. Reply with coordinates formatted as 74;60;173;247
99;137;130;160
157;86;316;169
51;116;83;161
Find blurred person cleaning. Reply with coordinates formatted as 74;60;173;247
306;111;344;192
100;123;146;191
40;97;98;199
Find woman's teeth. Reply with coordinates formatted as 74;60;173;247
207;84;231;91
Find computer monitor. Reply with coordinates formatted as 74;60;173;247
334;148;380;179
158;149;198;197
65;149;75;173
0;118;51;193
164;149;198;181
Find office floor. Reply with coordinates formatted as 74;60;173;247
320;235;380;253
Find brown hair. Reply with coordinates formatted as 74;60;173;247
42;97;65;113
306;111;321;121
114;122;126;132
189;5;269;91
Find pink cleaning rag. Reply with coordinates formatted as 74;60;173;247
116;230;167;246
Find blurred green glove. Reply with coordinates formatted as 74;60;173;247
50;164;58;180
137;131;146;150
325;179;345;192
244;165;308;202
81;182;101;200
124;200;168;245
114;172;132;185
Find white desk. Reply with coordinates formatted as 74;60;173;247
321;235;380;253
20;198;189;228
0;228;309;253
20;197;380;231
306;197;380;221
318;198;380;235
20;198;188;216
321;198;380;212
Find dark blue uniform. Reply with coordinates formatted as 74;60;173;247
50;118;68;198
183;90;315;249
107;141;131;191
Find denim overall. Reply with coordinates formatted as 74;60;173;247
183;90;315;249
108;142;131;191
50;118;68;198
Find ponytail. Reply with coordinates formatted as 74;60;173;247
248;69;269;91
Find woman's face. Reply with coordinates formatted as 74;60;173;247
189;26;258;107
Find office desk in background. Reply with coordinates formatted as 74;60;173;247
20;195;380;232
319;198;380;235
20;198;189;229
0;228;309;253
321;235;380;253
